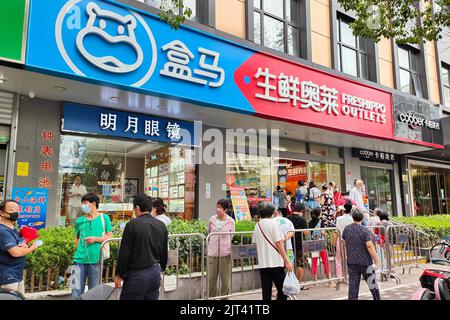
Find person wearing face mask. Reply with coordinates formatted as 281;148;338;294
207;199;235;298
115;194;168;300
0;200;38;295
72;193;112;300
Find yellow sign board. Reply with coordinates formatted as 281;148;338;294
17;162;29;177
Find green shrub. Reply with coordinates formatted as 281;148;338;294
233;220;256;244
393;215;450;246
24;227;77;274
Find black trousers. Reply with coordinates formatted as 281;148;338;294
120;264;161;300
260;267;287;301
347;264;381;300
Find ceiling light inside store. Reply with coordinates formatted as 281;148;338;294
110;96;120;102
54;86;66;91
0;78;6;84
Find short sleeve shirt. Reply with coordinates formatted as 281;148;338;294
0;224;25;285
252;219;284;268
342;223;373;266
272;216;295;250
74;214;112;264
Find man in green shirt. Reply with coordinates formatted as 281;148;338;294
72;193;112;300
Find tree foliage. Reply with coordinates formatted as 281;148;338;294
157;0;192;30
331;0;449;44
159;0;449;44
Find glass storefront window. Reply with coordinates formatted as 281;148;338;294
360;167;393;214
226;152;274;208
309;162;343;189
309;144;340;158
57;135;196;225
273;138;307;153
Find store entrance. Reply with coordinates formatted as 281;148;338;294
360;167;394;214
411;166;450;215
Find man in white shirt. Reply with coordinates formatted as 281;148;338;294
253;202;293;301
350;180;368;225
272;210;295;265
68;175;87;225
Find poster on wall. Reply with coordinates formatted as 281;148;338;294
230;186;251;222
12;188;48;230
59;136;87;173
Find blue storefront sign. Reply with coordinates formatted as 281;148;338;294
26;0;255;115
62;102;199;145
12;188;48;230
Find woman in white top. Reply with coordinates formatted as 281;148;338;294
68;175;87;225
151;198;172;226
335;200;354;279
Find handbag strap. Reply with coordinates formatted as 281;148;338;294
258;222;280;255
100;213;106;235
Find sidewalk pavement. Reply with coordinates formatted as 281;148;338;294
226;263;450;301
25;263;450;300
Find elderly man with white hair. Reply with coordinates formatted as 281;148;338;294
350;179;369;225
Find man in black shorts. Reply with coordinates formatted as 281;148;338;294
288;203;309;287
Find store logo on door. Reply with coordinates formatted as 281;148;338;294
55;0;157;87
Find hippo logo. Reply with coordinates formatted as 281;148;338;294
76;3;143;73
55;0;157;87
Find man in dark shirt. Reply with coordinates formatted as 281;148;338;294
0;200;38;295
342;209;381;300
114;194;168;300
287;203;308;285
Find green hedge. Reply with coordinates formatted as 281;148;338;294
393;215;450;245
24;218;256;276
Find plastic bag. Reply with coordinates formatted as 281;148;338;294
283;272;300;296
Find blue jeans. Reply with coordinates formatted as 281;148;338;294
71;263;99;300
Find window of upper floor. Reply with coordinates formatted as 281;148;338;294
398;45;423;98
250;0;302;57
336;14;370;80
138;0;209;25
442;63;450;107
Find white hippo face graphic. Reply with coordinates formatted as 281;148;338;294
76;2;144;73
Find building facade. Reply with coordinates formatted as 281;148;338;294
0;0;449;229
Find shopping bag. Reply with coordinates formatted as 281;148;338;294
282;272;300;296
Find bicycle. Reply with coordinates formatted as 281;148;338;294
430;238;450;266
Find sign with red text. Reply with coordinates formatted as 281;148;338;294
235;53;394;140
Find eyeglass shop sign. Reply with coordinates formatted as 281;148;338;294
62;102;199;146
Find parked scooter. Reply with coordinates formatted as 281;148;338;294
411;269;450;300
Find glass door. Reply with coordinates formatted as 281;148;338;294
360;167;394;214
411;167;433;216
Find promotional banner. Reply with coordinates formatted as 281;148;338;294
229;186;251;222
12;188;48;230
26;0;396;141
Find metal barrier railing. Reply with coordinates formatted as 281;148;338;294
165;233;206;300
385;224;421;277
95;223;427;300
205;231;258;300
98;237;122;285
294;227;345;289
98;233;206;300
